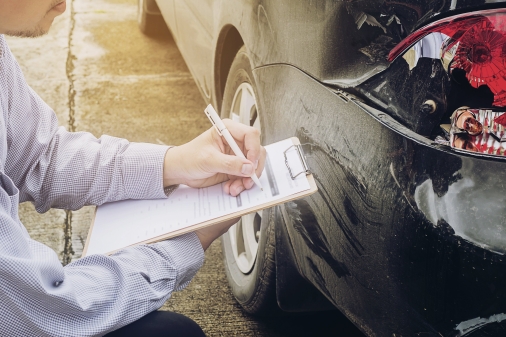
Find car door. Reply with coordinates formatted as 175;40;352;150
173;0;214;101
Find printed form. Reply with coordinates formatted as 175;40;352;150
85;138;310;255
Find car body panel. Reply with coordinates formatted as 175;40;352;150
158;0;506;96
256;63;506;336
154;0;506;335
172;0;214;99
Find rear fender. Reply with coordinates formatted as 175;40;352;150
275;205;335;312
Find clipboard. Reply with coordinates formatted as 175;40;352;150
83;137;317;256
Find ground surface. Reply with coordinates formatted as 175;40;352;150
7;0;364;335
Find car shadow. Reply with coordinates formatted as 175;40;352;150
249;310;365;337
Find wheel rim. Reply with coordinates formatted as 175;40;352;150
228;82;262;274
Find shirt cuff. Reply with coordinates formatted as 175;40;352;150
121;143;170;200
153;232;205;291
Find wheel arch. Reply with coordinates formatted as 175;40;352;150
214;25;333;312
213;25;244;111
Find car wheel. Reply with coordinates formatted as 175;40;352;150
221;46;280;315
137;0;167;36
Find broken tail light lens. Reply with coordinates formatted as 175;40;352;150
388;9;506;107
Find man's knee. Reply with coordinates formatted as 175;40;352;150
106;311;205;337
160;311;206;336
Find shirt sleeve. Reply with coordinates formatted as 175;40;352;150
0;36;168;212
0;206;204;336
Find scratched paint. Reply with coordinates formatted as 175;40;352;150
455;313;506;336
286;200;351;278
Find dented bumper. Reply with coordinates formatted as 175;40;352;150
255;63;506;336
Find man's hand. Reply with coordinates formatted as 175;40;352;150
163;119;266;197
163;119;266;251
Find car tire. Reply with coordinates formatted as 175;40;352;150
137;0;168;36
221;46;281;316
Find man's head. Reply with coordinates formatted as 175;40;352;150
0;0;66;38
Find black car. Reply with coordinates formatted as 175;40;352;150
138;1;506;336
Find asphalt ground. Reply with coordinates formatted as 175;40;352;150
8;0;365;336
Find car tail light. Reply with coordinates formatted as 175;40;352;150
388;9;506;107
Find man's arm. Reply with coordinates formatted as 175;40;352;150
0;34;265;335
0;198;204;336
2;35;266;212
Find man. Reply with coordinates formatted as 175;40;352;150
0;0;266;336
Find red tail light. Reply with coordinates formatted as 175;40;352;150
388;9;506;107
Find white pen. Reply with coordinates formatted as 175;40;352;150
204;104;264;191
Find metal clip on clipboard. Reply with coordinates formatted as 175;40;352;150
284;144;311;179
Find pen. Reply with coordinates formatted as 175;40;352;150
204;104;264;191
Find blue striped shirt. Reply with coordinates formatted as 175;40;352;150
0;35;204;336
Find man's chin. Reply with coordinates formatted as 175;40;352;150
5;26;49;38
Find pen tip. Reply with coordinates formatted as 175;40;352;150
261;188;263;191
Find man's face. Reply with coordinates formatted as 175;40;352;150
0;0;66;38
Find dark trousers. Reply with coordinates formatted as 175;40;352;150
105;311;206;337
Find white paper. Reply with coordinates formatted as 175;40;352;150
85;138;310;255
